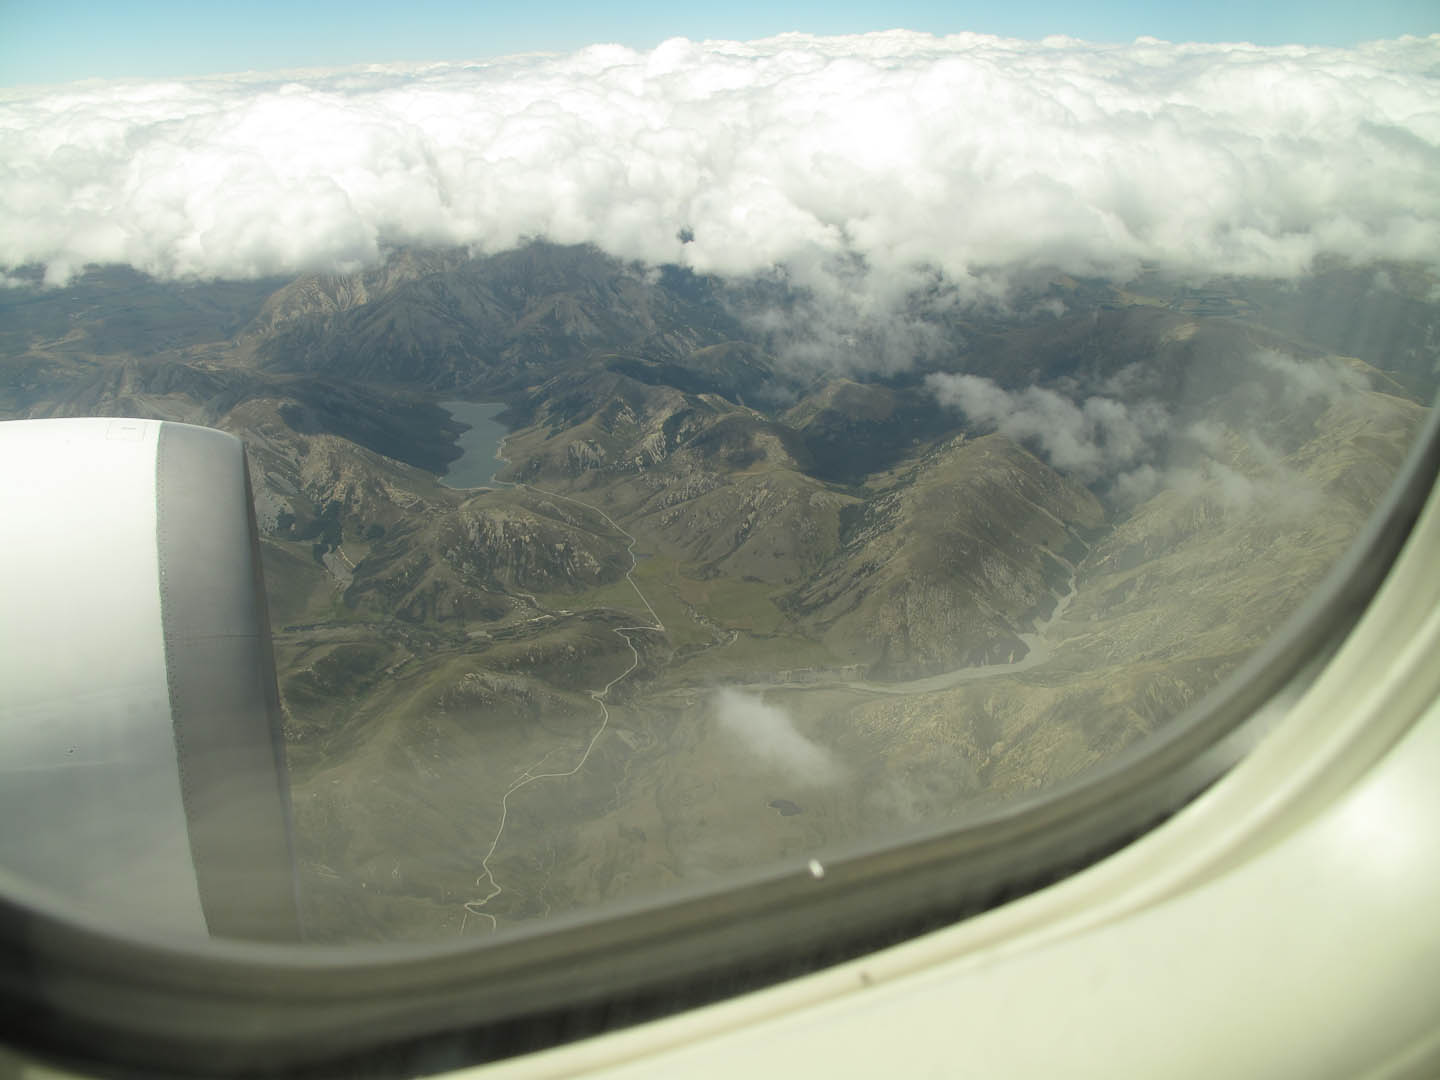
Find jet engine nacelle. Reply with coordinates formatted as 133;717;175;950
0;418;299;941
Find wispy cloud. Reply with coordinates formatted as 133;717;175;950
930;348;1377;508
926;372;1172;481
2;32;1437;291
713;688;845;786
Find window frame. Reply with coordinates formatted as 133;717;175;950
0;394;1436;1077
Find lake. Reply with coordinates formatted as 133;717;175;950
440;401;510;488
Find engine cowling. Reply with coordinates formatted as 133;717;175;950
0;418;299;942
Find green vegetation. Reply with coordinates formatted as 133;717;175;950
666;631;844;682
665;567;786;634
535;547;790;652
7;241;1432;945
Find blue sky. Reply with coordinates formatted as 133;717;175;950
2;0;1436;86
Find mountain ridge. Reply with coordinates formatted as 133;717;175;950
1;240;1432;942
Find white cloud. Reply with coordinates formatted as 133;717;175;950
1;32;1437;292
1116;453;1323;515
927;371;1172;480
930;346;1374;507
1252;348;1371;403
713;688;845;786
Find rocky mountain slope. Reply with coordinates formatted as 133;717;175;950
1;242;1433;943
252;243;750;393
786;434;1104;678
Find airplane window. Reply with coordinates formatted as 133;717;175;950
1;5;1437;1075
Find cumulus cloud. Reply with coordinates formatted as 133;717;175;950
927;372;1172;480
931;345;1377;508
1252;347;1371;403
1114;446;1325;515
713;688;844;786
1;32;1437;292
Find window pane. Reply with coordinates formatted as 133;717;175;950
0;23;1436;950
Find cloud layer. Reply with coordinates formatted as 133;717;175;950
2;32;1438;288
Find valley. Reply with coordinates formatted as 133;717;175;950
1;243;1433;942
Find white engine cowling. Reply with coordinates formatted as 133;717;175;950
0;418;299;942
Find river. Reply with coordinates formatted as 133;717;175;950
731;574;1079;697
441;401;509;488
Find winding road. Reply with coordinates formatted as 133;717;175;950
460;482;665;935
456;431;1082;933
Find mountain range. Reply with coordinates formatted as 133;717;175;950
1;243;1433;941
